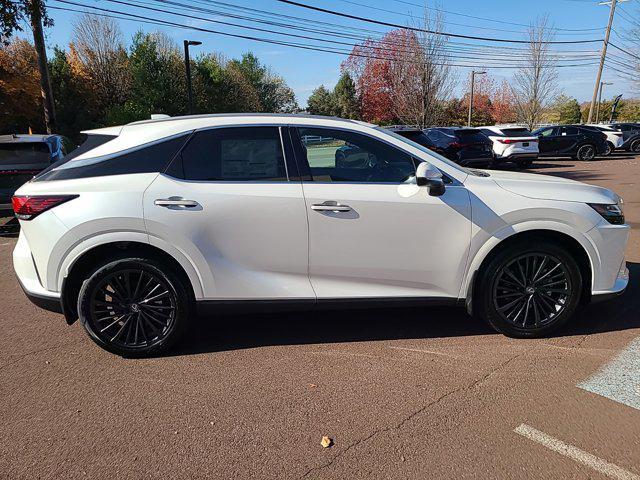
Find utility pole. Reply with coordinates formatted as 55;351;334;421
467;70;486;127
595;81;612;123
183;40;202;115
587;0;625;123
29;0;56;134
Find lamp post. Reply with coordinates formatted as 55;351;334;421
595;81;612;124
468;70;486;127
183;40;202;115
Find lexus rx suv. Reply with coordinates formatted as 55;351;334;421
13;114;629;356
478;126;539;168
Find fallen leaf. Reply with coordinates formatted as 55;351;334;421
309;383;317;388
320;436;333;448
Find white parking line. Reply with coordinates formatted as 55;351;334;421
514;424;640;480
578;337;640;411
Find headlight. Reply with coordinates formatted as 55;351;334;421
588;202;625;225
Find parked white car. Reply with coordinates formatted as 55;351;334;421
13;114;629;356
585;124;624;155
478;125;539;168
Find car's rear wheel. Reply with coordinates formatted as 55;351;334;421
603;142;614;156
629;139;640;153
476;241;582;338
77;257;190;357
576;144;596;161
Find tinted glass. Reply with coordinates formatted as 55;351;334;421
0;142;51;166
180;127;287;182
537;128;555;137
500;128;533;136
453;129;487;143
400;131;433;148
298;127;416;183
559;126;579;135
35;134;188;182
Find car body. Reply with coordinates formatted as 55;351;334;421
0;134;68;213
584;124;624;154
478;126;539;167
602;123;640;152
532;125;608;161
12;114;629;356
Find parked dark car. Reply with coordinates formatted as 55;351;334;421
607;123;640;152
0;134;69;218
532;125;608;161
388;126;494;166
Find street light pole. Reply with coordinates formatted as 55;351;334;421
467;70;486;127
183;40;202;115
595;81;612;123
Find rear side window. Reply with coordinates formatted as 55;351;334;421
176;127;287;182
499;128;533;137
453;129;487;142
35;134;188;182
559;126;578;135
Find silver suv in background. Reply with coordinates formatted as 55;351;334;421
479;126;539;168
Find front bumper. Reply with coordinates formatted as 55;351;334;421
591;263;629;303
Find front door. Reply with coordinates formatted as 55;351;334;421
537;127;560;155
144;126;314;300
291;126;472;300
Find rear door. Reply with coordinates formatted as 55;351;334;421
291;126;472;300
143;126;314;301
556;126;580;154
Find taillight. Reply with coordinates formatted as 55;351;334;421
497;138;537;144
449;141;462;148
12;195;78;220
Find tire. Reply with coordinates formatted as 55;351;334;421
603;142;614;156
630;138;640;153
516;158;533;169
576;144;596;161
476;240;583;338
77;257;191;357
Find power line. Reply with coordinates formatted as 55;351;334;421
387;0;604;31
277;0;604;44
47;1;600;69
609;42;640;60
334;0;603;36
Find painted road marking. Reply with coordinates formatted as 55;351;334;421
515;424;640;480
578;337;640;411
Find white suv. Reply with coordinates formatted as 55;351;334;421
12;114;629;356
479;125;539;168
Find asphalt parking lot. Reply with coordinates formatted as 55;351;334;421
0;153;639;479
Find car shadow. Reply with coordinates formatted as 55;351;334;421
166;263;640;357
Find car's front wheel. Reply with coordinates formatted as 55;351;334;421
576;144;596;161
476;240;582;338
603;142;614;156
629;138;640;153
77;257;191;357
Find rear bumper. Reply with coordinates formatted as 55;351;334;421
13;231;62;313
494;153;538;162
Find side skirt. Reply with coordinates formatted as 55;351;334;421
196;297;459;316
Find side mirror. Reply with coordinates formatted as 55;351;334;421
416;163;446;197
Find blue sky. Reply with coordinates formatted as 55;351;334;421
35;0;639;107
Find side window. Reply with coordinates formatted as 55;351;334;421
297;127;416;183
538;128;555;137
560;126;578;135
180;127;287;182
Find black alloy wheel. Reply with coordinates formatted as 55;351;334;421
476;240;582;338
78;258;190;356
603;142;613;156
493;253;572;328
630;139;640;153
576;144;596;161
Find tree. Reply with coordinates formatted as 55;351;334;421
491;80;517;124
546;94;581;124
0;38;43;133
71;14;130;116
306;85;336;116
228;52;299;112
333;72;359;119
513;16;558;130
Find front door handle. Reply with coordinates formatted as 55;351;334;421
155;198;199;208
311;201;351;212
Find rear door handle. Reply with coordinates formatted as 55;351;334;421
155;198;199;208
311;202;351;212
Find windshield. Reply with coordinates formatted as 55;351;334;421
0;142;51;165
376;127;466;173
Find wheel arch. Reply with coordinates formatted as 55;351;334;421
463;228;594;315
60;240;201;325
